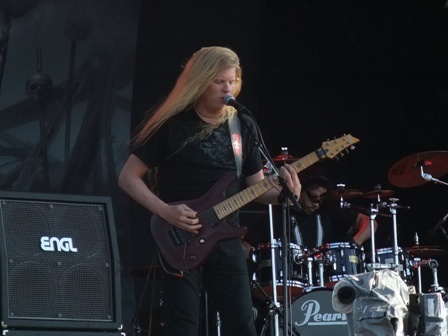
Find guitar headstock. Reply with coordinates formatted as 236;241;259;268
318;134;360;160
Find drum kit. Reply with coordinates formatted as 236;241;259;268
249;150;448;336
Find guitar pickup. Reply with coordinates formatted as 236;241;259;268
169;227;195;246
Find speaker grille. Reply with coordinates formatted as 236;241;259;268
0;198;117;325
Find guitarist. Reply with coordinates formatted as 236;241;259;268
118;46;301;336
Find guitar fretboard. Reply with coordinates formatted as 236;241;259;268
213;151;321;219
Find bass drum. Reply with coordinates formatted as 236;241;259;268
260;288;349;336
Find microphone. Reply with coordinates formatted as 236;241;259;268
223;94;249;112
431;212;448;231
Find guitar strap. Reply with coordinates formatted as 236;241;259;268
228;112;243;178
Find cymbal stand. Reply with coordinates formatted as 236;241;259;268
369;197;405;274
413;256;423;293
368;202;380;267
388;198;401;268
260;156;300;336
412;259;445;294
267;204;281;336
413;233;423;293
427;259;444;293
342;198;379;267
362;193;400;273
421;166;448;187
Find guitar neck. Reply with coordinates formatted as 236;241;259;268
290;151;321;174
213;151;321;220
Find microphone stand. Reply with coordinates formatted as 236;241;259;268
232;106;301;336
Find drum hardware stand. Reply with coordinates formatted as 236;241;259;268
252;280;282;334
413;232;422;293
263;150;301;336
341;197;381;270
267;205;280;305
386;197;411;277
412;258;445;294
388;198;400;268
427;259;444;294
313;251;333;287
252;280;302;336
306;256;315;288
364;195;410;275
255;203;297;336
420;164;448;187
413;256;423;294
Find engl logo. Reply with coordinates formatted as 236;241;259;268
40;236;78;252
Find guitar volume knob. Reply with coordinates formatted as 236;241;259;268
199;238;205;244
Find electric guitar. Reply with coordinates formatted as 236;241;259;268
151;134;360;273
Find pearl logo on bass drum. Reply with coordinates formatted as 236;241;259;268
40;236;78;252
291;289;349;336
296;297;347;327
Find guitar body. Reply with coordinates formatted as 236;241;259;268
150;175;247;273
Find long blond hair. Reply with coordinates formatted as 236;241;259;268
133;46;243;147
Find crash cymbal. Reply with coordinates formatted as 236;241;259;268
406;246;448;258
363;189;395;199
388;151;448;188
322;189;363;200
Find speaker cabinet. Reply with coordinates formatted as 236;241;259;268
0;191;122;332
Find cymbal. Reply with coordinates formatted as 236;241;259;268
263;154;299;165
273;154;298;163
406;246;448;258
388;151;448;188
363;190;395;199
322;189;363;200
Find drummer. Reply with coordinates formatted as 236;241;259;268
243;168;377;253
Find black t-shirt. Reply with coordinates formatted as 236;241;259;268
244;202;359;250
133;108;263;222
292;202;359;249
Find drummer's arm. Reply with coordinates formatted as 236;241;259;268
352;213;377;245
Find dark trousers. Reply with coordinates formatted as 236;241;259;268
161;238;257;336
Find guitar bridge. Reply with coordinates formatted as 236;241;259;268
169;227;195;246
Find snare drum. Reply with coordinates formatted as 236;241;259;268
308;242;365;287
251;239;308;300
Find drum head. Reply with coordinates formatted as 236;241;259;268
290;288;349;336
